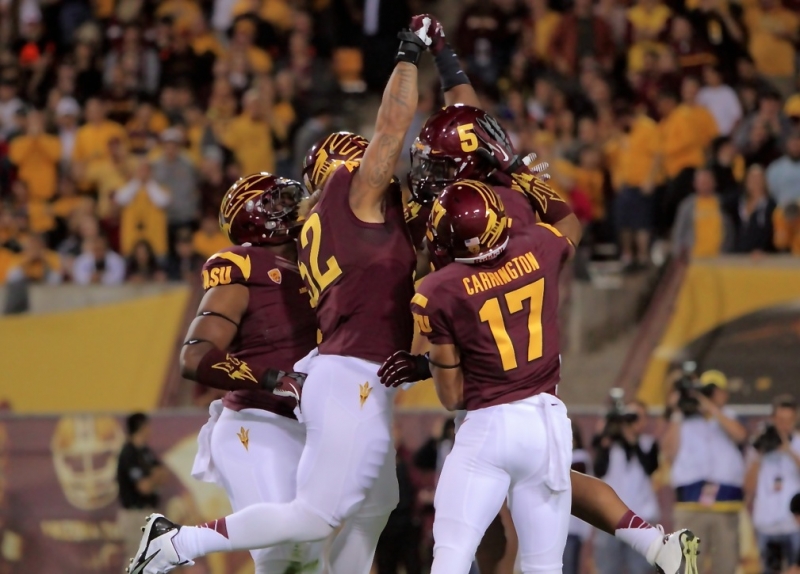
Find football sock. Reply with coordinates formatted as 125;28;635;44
613;510;663;564
173;501;333;561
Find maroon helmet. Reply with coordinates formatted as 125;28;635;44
426;179;510;266
219;173;308;246
302;131;370;193
409;104;510;204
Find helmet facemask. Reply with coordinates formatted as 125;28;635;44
259;180;309;243
408;140;459;205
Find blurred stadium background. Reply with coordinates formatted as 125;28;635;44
1;0;800;571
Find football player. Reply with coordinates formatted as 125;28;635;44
383;181;700;574
393;14;701;574
399;180;576;574
127;174;322;573
128;17;428;574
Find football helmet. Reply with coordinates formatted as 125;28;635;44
302;131;369;193
427;179;509;265
219;173;308;246
409;104;509;204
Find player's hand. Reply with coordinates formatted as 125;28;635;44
409;14;446;54
264;369;306;404
472;114;523;174
378;351;431;388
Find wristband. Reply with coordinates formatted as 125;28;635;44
395;30;426;66
434;44;470;91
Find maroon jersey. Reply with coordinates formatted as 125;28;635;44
405;186;537;250
201;245;317;416
411;223;571;410
298;164;416;363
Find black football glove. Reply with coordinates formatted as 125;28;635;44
377;351;431;388
396;16;434;66
262;369;306;404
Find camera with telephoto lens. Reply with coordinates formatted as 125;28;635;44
753;423;783;454
603;388;639;439
673;361;714;416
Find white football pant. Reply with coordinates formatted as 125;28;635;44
294;351;400;573
431;394;573;574
193;402;322;573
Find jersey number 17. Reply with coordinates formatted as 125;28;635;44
479;278;545;371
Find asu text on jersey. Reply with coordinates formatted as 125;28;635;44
201;245;316;416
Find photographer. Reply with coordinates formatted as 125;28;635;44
592;400;659;574
663;368;747;574
745;395;800;574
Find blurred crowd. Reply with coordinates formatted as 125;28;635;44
2;0;800;294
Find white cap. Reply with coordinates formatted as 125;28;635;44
161;127;183;143
56;97;80;118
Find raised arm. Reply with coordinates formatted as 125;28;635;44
349;25;427;219
413;15;480;108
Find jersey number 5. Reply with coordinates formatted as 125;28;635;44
478;279;544;371
298;213;342;308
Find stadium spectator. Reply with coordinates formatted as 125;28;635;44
743;0;799;98
593;402;659;574
624;0;671;76
564;423;591;574
4;233;61;285
126;239;166;283
731;164;776;253
217;87;275;176
165;227;204;282
8;108;61;202
192;215;229;259
745;395;800;574
71;98;127;189
103;25;161;97
126;102;168;155
72;234;126;285
680;76;719;150
54;97;80;172
116;413;168;563
86;136;135;221
607;103;658;270
549;0;615;75
293;104;336;180
667;15;716;79
115;157;170;258
672;168;733;259
152;128;198;240
734;90;792;154
773;202;800;255
709;135;745;199
686;0;746;83
766;132;800;207
0;78;24;140
697;65;742;137
663;370;747;574
655;88;707;233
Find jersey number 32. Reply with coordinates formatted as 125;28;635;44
298;212;342;308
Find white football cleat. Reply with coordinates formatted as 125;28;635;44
127;513;194;574
650;527;700;574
